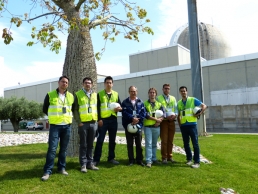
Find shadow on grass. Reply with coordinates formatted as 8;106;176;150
0;153;46;161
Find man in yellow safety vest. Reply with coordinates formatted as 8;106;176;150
177;86;207;169
73;77;99;173
41;76;74;181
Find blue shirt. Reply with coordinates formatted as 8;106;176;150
180;97;202;126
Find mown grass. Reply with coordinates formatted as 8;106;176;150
0;133;257;194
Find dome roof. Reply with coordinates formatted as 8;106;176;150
169;22;231;60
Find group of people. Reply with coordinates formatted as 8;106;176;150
41;75;207;181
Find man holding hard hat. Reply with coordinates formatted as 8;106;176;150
93;76;122;166
157;84;178;164
121;86;146;167
177;86;207;169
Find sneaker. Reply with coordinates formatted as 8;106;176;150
87;164;99;170
58;170;68;175
41;173;50;181
146;163;152;168
93;161;99;166
137;161;145;167
162;159;168;164
168;158;177;163
186;160;193;165
152;160;161;165
81;165;87;173
191;163;200;168
108;159;119;165
128;163;134;166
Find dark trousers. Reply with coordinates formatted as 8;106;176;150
93;118;117;162
79;122;97;166
125;128;143;163
180;124;200;163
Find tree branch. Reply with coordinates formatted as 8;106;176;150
26;12;63;22
89;14;112;29
106;22;135;31
75;0;86;11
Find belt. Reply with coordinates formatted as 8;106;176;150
144;125;156;128
82;120;96;124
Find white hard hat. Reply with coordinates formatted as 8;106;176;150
127;123;138;133
166;112;175;117
193;107;202;115
155;110;163;118
109;102;120;110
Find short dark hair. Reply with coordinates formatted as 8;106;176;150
83;77;93;84
104;76;113;83
179;86;187;91
59;75;69;82
148;87;157;95
163;84;170;88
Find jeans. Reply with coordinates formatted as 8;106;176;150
160;120;176;160
93;118;117;162
125;128;143;163
79;122;97;166
43;124;71;174
180;124;200;163
144;126;160;164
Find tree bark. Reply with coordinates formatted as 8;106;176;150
61;6;97;157
10;118;20;132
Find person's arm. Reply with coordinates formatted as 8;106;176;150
114;95;122;112
72;95;82;125
194;98;207;116
42;94;49;115
97;93;101;121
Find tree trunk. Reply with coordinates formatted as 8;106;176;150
62;10;97;157
10;118;20;132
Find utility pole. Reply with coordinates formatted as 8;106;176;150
187;0;206;135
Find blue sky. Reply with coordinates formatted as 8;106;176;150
1;0;258;96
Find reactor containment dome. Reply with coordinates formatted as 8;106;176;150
169;22;231;60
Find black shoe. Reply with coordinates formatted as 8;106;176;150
137;162;145;167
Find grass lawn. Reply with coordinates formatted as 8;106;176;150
0;133;257;194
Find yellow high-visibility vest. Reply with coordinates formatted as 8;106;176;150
76;90;97;122
48;90;74;124
157;95;176;119
177;97;197;124
143;100;162;126
98;89;118;118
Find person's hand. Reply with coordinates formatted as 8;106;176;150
114;106;122;112
132;117;139;125
154;122;160;127
156;118;163;123
78;123;83;127
98;120;103;127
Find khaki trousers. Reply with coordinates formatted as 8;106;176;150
160;120;176;160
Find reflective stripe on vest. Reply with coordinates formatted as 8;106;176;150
76;90;97;122
177;97;197;124
157;95;176;120
143;100;162;126
47;90;74;124
98;89;119;118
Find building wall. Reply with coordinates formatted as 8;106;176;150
4;53;258;132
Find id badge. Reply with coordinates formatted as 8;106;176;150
88;107;92;113
182;110;185;116
152;112;155;117
167;108;172;112
133;110;136;116
107;103;110;108
62;107;67;113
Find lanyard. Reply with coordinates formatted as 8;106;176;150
83;88;92;107
58;94;66;107
106;92;112;104
162;94;170;107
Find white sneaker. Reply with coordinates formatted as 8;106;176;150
186;160;193;165
41;173;50;181
81;165;87;173
146;163;152;168
58;170;68;175
191;163;200;168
